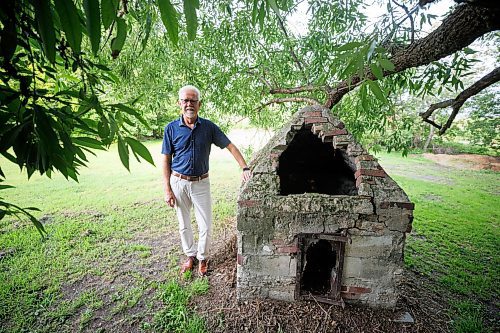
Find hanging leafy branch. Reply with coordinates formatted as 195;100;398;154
0;0;192;230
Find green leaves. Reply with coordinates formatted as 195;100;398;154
158;0;179;46
54;0;83;54
73;137;107;150
336;41;364;52
370;63;384;80
117;136;129;170
367;79;388;104
183;0;199;41
111;17;127;59
379;58;395;71
101;0;119;30
84;0;101;56
33;0;56;63
126;137;155;165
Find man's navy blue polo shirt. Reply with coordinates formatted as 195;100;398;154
161;116;231;176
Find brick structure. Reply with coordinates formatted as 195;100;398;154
237;105;414;308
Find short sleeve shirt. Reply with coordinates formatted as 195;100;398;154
161;116;231;176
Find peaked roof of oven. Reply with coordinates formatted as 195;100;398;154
242;105;414;213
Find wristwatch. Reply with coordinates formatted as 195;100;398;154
243;167;250;171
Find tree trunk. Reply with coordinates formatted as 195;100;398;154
423;114;435;151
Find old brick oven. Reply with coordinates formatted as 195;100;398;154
236;105;414;308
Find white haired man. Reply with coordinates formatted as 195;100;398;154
161;85;251;277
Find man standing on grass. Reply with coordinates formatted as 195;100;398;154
161;85;252;277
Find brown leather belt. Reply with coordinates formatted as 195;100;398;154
172;171;209;181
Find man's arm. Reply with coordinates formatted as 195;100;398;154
226;143;252;182
162;154;176;207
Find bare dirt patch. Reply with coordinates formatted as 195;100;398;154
193;234;452;333
422;153;500;172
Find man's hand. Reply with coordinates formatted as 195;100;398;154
242;169;252;183
164;189;176;208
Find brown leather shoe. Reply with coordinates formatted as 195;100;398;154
198;259;208;277
180;256;196;274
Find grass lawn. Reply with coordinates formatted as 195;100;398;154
0;139;498;332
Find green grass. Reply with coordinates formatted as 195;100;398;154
150;279;209;333
0;140;239;332
376;152;499;331
0;142;498;332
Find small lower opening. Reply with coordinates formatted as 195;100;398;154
301;239;337;295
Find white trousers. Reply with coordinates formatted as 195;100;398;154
170;175;212;261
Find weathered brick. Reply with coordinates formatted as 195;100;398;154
311;123;324;135
271;239;286;246
304;117;327;125
322;129;348;137
237;254;245;266
276;246;298;254
238;200;260;208
348;286;372;294
354;169;386;179
379;202;415;210
355;155;375;162
356;175;376;188
355;160;380;170
303;111;322;117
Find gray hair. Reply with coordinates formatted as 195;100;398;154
178;85;201;100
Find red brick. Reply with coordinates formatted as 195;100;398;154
276;246;298;254
238;200;260;207
304;117;327;125
271;239;286;246
354;169;386;179
348;286;372;294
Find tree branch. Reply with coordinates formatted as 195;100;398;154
269;85;331;95
392;0;415;43
420;66;500;134
275;13;308;82
324;3;500;108
256;97;321;112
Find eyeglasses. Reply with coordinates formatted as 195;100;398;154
180;99;199;104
